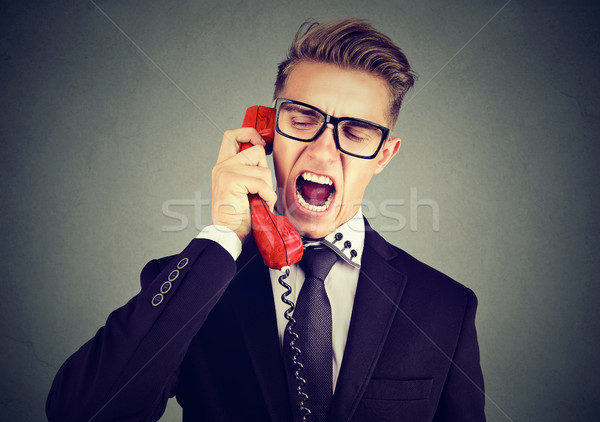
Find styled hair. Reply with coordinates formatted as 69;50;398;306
274;18;416;125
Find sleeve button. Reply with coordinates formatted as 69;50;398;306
168;269;179;281
160;281;172;294
151;293;164;306
177;258;189;269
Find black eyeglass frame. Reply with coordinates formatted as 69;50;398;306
274;98;391;159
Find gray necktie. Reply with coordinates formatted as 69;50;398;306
284;247;338;422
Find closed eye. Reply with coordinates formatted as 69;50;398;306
291;116;321;129
342;127;371;142
341;121;381;143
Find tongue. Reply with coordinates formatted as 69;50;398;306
298;179;333;206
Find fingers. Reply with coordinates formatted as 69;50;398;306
210;168;276;241
212;165;276;204
210;127;276;242
216;127;267;164
240;170;277;207
232;143;270;172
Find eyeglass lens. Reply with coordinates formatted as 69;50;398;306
277;102;383;158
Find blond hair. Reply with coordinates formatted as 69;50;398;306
274;19;416;125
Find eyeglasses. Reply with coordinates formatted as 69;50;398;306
274;98;390;159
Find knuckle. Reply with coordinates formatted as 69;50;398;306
260;166;271;178
219;170;235;184
211;165;224;180
261;179;273;192
212;168;235;189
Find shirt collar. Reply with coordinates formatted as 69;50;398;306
302;208;364;269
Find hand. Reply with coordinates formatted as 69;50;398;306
211;128;277;243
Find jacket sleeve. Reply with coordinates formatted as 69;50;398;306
46;238;237;422
433;289;486;421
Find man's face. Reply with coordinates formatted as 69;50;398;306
273;61;401;239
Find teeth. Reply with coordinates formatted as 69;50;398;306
302;172;333;186
296;190;334;212
296;171;335;212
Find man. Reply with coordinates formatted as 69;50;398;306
47;19;485;421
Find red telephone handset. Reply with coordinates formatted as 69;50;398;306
239;106;303;270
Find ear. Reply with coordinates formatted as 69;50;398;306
374;136;401;175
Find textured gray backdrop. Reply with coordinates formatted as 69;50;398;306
1;0;599;421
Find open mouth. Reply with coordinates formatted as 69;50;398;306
295;171;335;212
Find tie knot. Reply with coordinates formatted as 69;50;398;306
300;247;338;282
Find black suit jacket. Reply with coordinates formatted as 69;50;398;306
47;221;485;421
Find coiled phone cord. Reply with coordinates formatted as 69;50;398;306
278;266;312;420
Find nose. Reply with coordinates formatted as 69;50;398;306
306;123;338;160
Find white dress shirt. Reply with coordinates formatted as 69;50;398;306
197;209;365;391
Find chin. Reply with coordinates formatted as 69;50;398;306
298;223;333;240
283;195;341;240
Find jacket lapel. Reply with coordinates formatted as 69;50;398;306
327;222;408;422
229;239;292;422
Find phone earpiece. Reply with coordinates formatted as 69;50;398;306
242;105;276;155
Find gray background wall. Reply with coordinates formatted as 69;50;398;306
1;0;599;421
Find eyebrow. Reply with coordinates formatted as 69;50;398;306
344;120;380;130
283;104;323;119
